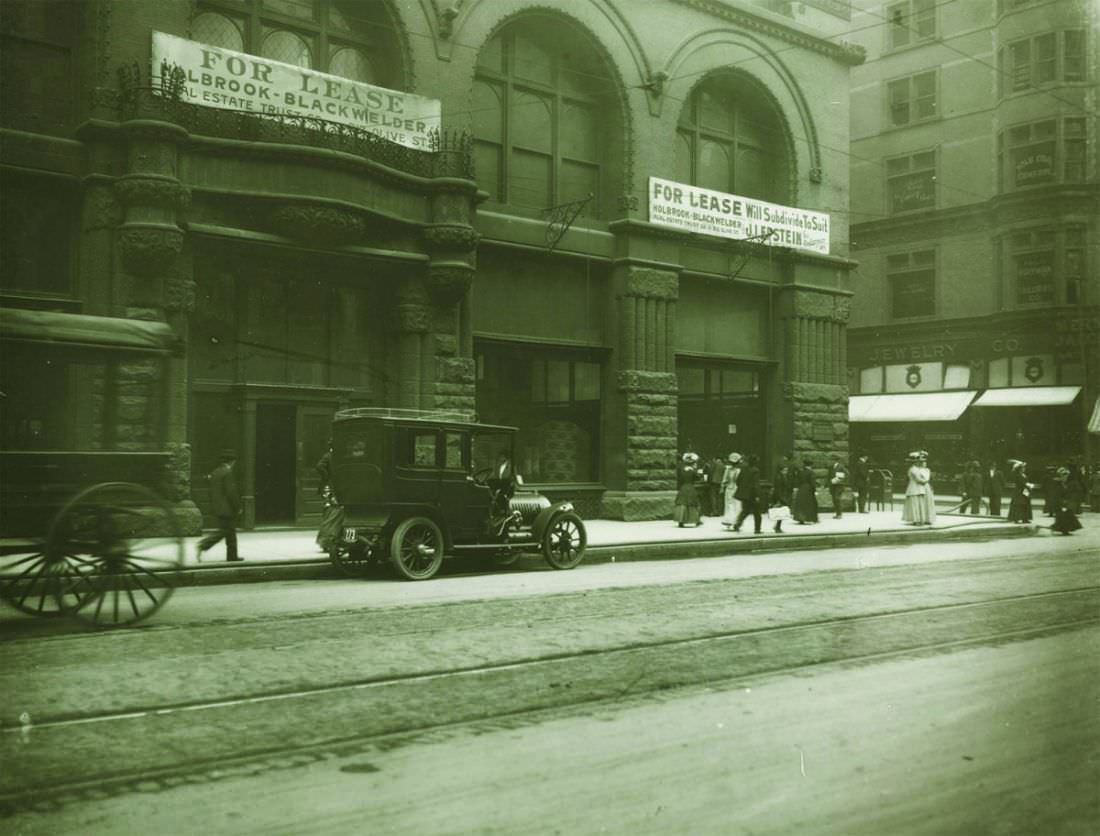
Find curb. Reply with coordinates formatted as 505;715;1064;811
168;522;1040;588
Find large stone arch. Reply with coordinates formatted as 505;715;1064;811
659;29;822;200
446;0;641;203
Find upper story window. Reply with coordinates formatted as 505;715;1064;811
675;73;791;203
887;0;935;50
473;17;622;219
0;0;78;135
887;71;936;127
997;117;1087;192
1004;226;1087;307
887;249;935;319
998;31;1088;97
0;171;76;298
192;0;401;87
996;0;1043;16
886;149;935;214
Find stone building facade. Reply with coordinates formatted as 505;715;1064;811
847;0;1099;478
1;0;861;528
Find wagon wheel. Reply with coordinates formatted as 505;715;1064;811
389;516;444;581
0;542;92;617
329;542;373;577
541;512;586;570
47;482;183;628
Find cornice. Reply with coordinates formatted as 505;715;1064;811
852;185;1100;248
668;0;865;65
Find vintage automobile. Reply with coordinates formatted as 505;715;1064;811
326;408;587;580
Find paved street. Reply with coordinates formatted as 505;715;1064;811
1;520;1097;835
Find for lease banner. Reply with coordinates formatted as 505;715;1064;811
648;177;830;255
152;31;441;150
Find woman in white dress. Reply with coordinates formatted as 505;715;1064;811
902;450;936;525
721;452;743;528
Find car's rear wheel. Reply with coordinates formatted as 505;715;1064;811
541;512;586;570
389;516;444;580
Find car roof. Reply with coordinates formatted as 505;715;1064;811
333;408;516;434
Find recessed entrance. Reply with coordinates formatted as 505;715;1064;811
255;402;296;524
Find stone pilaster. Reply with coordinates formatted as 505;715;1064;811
775;287;852;508
602;265;681;520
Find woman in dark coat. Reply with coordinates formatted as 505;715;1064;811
1006;461;1033;523
793;458;819;524
1050;467;1082;535
673;452;704;527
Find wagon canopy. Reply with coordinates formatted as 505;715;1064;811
0;308;178;354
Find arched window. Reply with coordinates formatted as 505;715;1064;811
676;74;790;203
473;17;622;218
191;1;396;87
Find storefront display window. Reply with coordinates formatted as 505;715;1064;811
677;363;766;462
477;342;603;484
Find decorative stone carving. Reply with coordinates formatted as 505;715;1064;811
427;263;474;305
118;224;184;277
624;267;679;300
164;275;197;313
617;370;678;394
114;174;191;211
788;289;851;323
618;194;639;212
423;224;479;253
809;167;823;184
394;303;431;334
270;203;365;247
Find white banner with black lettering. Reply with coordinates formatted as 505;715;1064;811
648;177;830;255
152;31;441;150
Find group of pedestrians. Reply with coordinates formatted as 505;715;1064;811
673;450;848;535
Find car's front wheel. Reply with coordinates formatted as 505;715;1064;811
389;516;444;580
541;512;586;570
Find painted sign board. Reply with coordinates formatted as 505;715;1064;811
152;31;441;150
648;177;830;255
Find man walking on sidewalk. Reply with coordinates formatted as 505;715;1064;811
829;457;848;519
198;449;243;562
732;454;763;534
984;460;1005;517
852;454;870;513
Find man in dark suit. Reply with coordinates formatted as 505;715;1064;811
198;449;242;562
983;461;1005;517
852;455;870;513
732;454;763;534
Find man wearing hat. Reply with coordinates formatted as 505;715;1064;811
198;449;243;562
983;460;1005;517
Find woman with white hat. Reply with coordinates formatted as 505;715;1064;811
673;452;704;527
1007;460;1033;523
902;450;936;525
1049;467;1082;535
721;452;743;528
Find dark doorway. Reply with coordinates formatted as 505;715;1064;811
255;403;296;523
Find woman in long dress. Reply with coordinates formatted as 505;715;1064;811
902;451;936;525
1049;467;1082;535
721;453;742;528
793;458;819;524
1007;462;1033;523
673;453;703;527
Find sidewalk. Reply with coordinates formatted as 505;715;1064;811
181;499;1039;583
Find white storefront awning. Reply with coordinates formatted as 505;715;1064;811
971;386;1082;408
849;391;977;423
1087;396;1100;435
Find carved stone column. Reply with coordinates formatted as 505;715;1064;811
775;287;852;509
418;181;478;415
602;265;681;520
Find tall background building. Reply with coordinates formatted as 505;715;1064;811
847;0;1099;480
1;0;861;529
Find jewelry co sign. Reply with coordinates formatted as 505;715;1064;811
152;32;441;150
648;177;830;255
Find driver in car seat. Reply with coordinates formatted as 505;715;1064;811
486;452;521;533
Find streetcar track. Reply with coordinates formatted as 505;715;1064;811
1;615;1096;817
1;546;1094;645
5;585;1097;733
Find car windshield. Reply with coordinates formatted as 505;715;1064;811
472;430;514;475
